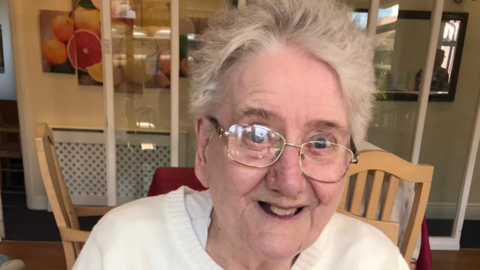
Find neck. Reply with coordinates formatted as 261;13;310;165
206;209;296;270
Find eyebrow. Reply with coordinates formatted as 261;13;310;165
305;119;350;139
233;107;281;123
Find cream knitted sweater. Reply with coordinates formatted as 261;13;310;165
73;187;409;270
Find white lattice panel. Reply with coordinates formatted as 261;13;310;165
56;142;170;199
56;142;107;196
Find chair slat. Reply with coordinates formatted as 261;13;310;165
380;174;399;221
59;227;91;243
365;171;384;219
401;183;432;263
74;206;116;217
350;171;367;215
339;176;351;209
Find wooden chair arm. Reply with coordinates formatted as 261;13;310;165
59;227;91;243
74;206;115;217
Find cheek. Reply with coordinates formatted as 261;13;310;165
205;141;267;198
312;181;345;208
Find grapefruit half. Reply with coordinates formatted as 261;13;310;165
67;30;102;72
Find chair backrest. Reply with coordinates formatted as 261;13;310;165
339;150;433;264
147;167;206;196
35;123;82;267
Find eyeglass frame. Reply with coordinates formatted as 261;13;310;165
209;117;359;183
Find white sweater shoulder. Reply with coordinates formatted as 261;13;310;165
74;187;221;270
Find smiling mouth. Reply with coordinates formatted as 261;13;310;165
258;201;303;218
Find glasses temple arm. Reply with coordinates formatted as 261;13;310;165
350;137;359;164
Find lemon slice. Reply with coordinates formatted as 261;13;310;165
87;62;104;83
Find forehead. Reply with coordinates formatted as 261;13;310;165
220;46;349;135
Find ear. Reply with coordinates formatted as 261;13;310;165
194;117;213;188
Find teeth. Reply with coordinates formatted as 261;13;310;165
270;205;298;216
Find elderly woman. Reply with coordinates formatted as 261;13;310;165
74;0;409;269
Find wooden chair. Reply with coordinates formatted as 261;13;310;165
35;123;114;270
338;150;433;264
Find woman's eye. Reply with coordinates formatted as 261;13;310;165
313;137;328;149
250;128;269;144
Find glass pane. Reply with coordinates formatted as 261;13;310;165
179;0;228;167
422;11;474;237
361;1;429;161
111;0;173;204
109;0;228;204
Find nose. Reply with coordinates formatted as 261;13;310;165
265;143;306;197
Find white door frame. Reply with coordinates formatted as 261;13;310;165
170;0;180;167
101;0;117;206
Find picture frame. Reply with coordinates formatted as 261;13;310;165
355;10;468;102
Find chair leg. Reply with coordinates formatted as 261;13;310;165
62;242;77;270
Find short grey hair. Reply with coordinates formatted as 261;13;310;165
189;0;375;142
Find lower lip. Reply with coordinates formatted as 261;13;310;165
258;201;303;220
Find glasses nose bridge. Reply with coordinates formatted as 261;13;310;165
281;142;304;161
284;142;302;152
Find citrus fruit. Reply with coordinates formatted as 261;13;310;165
51;15;74;42
43;39;68;65
86;62;103;83
67;30;102;71
73;7;101;37
91;0;101;10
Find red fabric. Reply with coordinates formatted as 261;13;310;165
147;167;206;197
416;218;433;270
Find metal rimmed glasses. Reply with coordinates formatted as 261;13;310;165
210;117;358;183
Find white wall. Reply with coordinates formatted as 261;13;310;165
0;0;16;100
